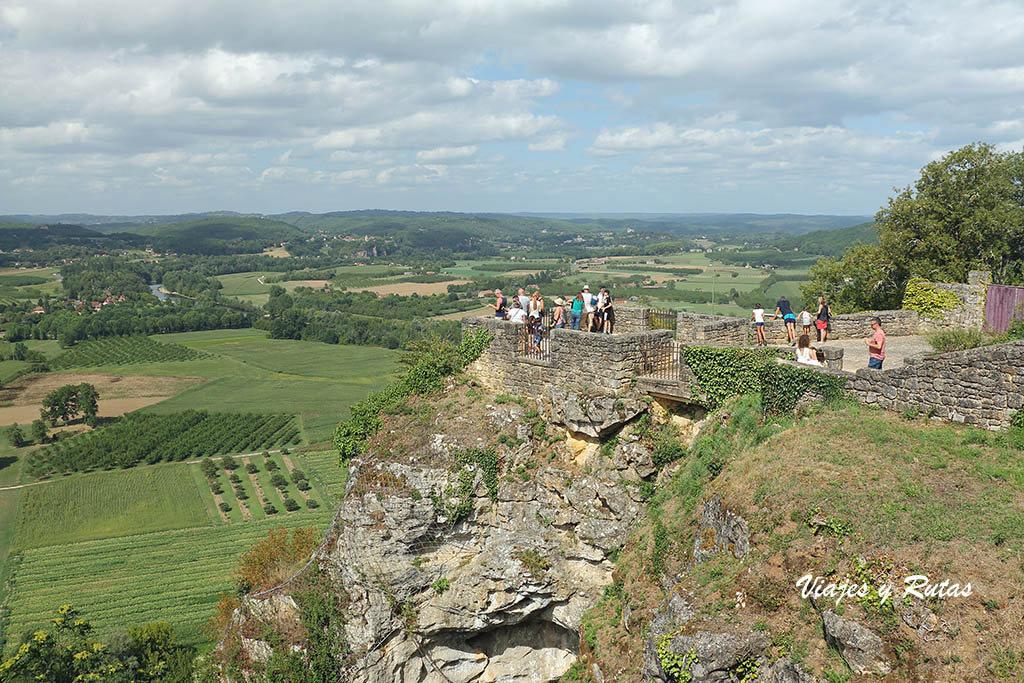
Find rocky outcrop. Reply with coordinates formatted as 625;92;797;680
821;609;892;675
547;387;645;438
692;495;750;564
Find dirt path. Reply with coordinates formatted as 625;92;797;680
281;453;310;501
247;466;267;507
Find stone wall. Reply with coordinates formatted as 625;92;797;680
841;339;1023;429
917;270;990;331
613;305;651;333
676;312;748;345
463;317;674;401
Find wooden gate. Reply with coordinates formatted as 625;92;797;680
985;284;1024;333
648;309;677;331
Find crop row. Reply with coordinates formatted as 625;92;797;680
26;410;301;477
6;514;329;642
50;335;209;369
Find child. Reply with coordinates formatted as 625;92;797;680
800;306;812;338
751;304;767;346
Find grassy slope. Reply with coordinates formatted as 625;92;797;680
11;464;210;549
579;398;1024;681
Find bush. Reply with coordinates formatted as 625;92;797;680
210;483;223;495
290;468;306;483
307;499;320;509
265;459;279;471
270;473;288;489
229;472;241;483
221;455;238;470
236;489;248;500
284;497;300;511
1011;411;1024;450
219;502;231;512
263;502;278;515
296;479;311;491
246;462;258;474
927;328;989;352
1006;318;1024;341
200;457;218;478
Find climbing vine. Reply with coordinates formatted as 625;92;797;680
901;278;959;318
681;346;846;415
430;447;500;524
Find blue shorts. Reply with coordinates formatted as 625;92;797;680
868;357;883;370
783;314;796;322
754;322;764;327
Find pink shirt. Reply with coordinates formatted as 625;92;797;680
869;329;886;360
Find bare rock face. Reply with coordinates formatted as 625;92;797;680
238;399;647;683
692;495;750;564
547;387;646;438
821;610;892;675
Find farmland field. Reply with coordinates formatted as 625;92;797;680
50;336;208;369
11;464;209;549
5;513;330;645
300;451;348;500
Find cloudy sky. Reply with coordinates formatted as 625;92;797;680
2;0;1023;216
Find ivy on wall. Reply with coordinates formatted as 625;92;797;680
901;278;960;318
681;346;847;415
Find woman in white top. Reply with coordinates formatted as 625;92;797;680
795;334;821;366
751;304;767;346
527;291;544;320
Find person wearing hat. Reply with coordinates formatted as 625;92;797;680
581;284;595;331
506;297;527;324
551;297;567;328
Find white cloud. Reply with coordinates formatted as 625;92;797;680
417;145;478;161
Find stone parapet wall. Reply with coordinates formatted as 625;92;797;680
829;310;921;338
676;311;749;345
918;271;990;331
613;305;650;333
842;339;1023;429
463;317;673;401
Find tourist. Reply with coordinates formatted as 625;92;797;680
506;297;527;324
516;288;530;312
600;289;615;334
570;292;584;330
551;297;567;328
865;317;886;369
590;303;604;332
752;303;767;346
527;290;544;320
800;305;812;338
773;295;797;345
795;334;821;365
815;296;831;342
581;285;595;330
489;289;508;318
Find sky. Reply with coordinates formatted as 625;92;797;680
2;0;1023;216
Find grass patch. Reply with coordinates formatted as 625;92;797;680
11;464;210;549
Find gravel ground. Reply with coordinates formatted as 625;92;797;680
813;334;933;370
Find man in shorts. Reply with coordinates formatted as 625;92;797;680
866;317;886;369
773;296;797;345
581;285;595;331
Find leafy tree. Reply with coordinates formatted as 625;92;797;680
236;527;318;591
40;383;99;426
77;382;99;426
30;419;47;445
5;423;26;448
804;143;1024;311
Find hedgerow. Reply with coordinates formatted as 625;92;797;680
26;411;299;477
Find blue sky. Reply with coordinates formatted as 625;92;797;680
1;0;1022;216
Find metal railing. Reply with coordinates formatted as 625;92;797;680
637;337;682;380
518;318;550;360
648;308;678;331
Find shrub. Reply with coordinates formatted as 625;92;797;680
270;473;289;489
245;462;258;474
210;483;223;495
1011;411;1024;450
263;502;278;515
265;459;279;471
221;455;238;470
235;489;248;500
901;278;960;318
307;499;320;509
237;526;317;590
290;468;306;483
296;479;311;491
229;472;241;483
218;502;231;512
200;457;218;478
284;497;300;511
1006;318;1024;341
927;328;988;352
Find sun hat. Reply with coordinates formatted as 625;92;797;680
554;297;565;305
583;284;590;290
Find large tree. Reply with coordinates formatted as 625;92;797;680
803;143;1024;312
40;383;99;426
